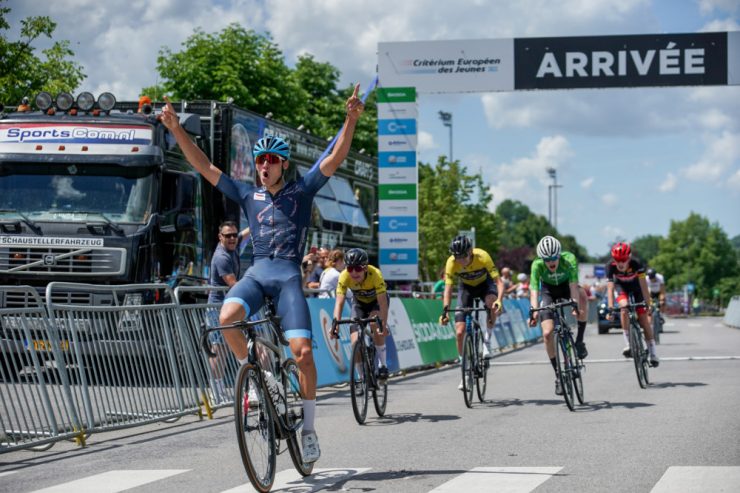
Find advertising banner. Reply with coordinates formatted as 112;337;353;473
400;298;458;364
387;298;424;368
378;39;515;93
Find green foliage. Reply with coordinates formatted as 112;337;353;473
148;25;378;153
651;212;739;298
418;157;499;282
631;234;662;265
0;2;85;105
731;234;740;252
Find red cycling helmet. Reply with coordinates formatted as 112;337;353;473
611;242;631;262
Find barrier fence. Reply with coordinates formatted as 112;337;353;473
1;283;544;454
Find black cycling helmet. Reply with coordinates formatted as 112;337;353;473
449;235;472;256
345;248;368;267
647;268;656;279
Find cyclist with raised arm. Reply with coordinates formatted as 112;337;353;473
158;86;365;464
439;235;504;390
528;236;589;396
330;248;390;382
606;242;659;367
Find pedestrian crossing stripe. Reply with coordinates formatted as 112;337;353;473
13;466;740;492
29;470;189;493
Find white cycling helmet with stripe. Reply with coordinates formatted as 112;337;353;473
536;235;561;259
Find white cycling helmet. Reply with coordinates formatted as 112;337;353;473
517;273;527;282
536;235;561;259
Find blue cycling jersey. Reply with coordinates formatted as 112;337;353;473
216;165;329;264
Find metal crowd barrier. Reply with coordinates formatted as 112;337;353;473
173;286;241;417
0;286;84;452
42;283;205;436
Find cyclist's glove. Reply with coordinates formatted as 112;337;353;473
331;319;339;338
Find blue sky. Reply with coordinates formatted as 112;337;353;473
8;0;740;256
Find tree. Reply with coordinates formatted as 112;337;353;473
418;157;499;282
631;234;662;265
148;24;378;152
0;2;85;105
651;213;739;298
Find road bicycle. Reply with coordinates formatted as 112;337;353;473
444;303;489;408
650;296;663;345
201;298;312;492
530;299;585;411
610;298;651;389
332;316;387;424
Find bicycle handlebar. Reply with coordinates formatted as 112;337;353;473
200;313;285;358
530;299;577;316
332;316;383;337
443;306;489;314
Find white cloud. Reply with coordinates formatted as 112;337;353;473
601;193;618;206
487;135;572;212
581;177;595;189
602;225;624;239
698;0;740;15
417;130;437;153
727;169;740;192
659;172;678;192
701;18;740;31
681;131;740;183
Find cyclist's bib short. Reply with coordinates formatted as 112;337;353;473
615;284;647;315
349;294;389;332
454;277;498;323
224;257;312;340
538;281;571;322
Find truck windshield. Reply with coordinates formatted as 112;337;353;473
0;162;155;223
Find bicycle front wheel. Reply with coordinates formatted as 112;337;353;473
281;359;313;477
235;364;276;492
461;333;475;408
475;329;487;402
555;331;576;411
652;309;661;345
629;323;649;389
373;377;388;417
350;339;369;424
569;333;585;405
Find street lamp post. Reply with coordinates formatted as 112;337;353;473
438;111;453;162
547;167;562;229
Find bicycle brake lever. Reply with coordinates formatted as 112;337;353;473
200;329;217;358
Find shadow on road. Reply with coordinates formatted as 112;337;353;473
480;398;566;408
651;381;707;389
362;412;462;426
577;400;655;411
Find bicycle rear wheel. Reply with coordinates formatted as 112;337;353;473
629;323;649;389
652;309;661;345
350;339;369;424
281;359;313;477
461;333;475;408
373;377;388;417
569;333;585;405
475;328;487;402
555;331;576;411
235;364;276;492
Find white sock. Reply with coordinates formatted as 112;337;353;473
238;356;249;366
376;345;387;367
648;340;657;356
355;362;363;377
485;328;492;343
302;399;316;432
623;331;630;347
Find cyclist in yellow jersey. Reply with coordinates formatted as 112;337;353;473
439;236;504;389
331;248;390;382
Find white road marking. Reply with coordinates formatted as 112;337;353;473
0;471;18;478
491;356;740;366
650;466;740;493
29;470;189;493
429;467;563;493
222;467;371;493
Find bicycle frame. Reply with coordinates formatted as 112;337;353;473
445;303;489;407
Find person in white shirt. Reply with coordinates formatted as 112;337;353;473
319;249;345;298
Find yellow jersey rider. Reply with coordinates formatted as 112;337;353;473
439;235;504;390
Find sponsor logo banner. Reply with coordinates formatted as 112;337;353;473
380;263;418;280
514;32;728;89
378;39;515;93
378;134;417;152
379;183;416;200
399;298;458;364
0;236;104;247
377;87;417;103
379;200;418;216
378;118;417;136
379;232;418;249
379;216;417;233
0;123;153;145
379;166;417;184
379;248;418;265
387;298;423;368
379;151;417;168
378;102;418;120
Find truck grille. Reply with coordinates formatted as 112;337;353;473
0;246;126;277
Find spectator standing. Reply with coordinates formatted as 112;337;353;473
515;272;530;298
500;267;518;299
432;268;446;299
319;249;345;298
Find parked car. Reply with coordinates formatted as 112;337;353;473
597;297;621;334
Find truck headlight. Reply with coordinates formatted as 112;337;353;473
35;92;53;111
76;92;95;112
98;92;116;112
56;92;74;112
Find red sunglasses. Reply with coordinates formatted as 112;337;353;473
255;154;284;165
347;265;365;273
